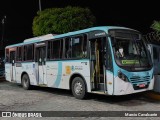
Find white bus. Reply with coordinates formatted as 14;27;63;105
147;44;160;93
5;26;154;99
147;44;160;75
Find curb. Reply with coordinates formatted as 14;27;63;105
144;91;160;101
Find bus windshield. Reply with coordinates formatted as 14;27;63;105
110;30;152;71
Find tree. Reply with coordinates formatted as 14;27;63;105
151;21;160;32
144;21;160;43
32;6;96;36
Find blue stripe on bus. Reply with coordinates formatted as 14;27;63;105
53;61;62;87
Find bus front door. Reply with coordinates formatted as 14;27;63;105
90;37;107;91
36;47;47;85
10;51;16;81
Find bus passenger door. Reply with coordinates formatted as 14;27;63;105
10;51;16;81
90;37;107;91
36;46;47;85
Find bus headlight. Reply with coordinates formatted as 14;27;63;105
118;71;129;82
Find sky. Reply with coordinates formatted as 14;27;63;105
0;0;160;45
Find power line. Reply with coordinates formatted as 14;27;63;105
1;15;7;48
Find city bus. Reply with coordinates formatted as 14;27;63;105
147;43;160;93
5;26;154;99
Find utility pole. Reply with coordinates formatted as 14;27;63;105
1;15;6;48
39;0;42;12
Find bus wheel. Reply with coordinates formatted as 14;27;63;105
22;74;31;90
72;77;87;99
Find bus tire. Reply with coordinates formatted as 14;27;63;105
72;77;87;99
22;74;31;90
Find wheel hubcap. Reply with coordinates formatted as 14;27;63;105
74;82;83;95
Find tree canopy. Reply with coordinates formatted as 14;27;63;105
32;6;96;36
151;21;160;33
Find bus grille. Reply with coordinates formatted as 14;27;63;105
130;76;150;84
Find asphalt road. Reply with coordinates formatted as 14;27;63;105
0;79;160;120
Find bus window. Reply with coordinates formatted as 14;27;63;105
24;44;34;61
23;46;25;61
65;38;72;58
27;45;33;60
10;51;16;63
5;49;9;62
16;47;22;61
47;39;63;60
65;35;87;59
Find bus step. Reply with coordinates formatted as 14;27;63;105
98;83;104;90
91;90;107;95
99;75;104;83
38;84;48;87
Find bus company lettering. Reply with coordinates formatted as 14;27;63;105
74;66;83;70
95;32;105;37
65;66;83;74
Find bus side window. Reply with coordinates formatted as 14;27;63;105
48;39;63;60
47;41;51;60
27;45;34;61
83;35;87;57
65;38;72;58
5;49;9;63
16;47;22;62
23;44;34;61
10;51;16;64
70;34;87;59
24;46;26;61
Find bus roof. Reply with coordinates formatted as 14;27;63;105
6;26;138;48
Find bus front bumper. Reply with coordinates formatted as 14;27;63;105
113;76;154;95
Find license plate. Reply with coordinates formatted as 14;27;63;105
138;84;145;88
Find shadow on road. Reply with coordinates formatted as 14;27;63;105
32;85;73;97
88;93;154;106
1;81;160;106
31;85;160;106
0;77;5;82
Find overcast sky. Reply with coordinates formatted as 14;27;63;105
0;0;160;44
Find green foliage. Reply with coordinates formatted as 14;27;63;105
32;6;96;36
151;21;160;32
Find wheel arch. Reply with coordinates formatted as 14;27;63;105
69;73;88;92
21;71;29;83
